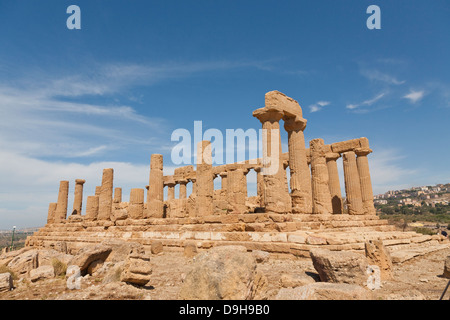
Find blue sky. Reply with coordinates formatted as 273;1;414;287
0;0;449;229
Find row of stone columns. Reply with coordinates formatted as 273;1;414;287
252;92;376;216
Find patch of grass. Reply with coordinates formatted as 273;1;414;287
413;227;437;236
51;258;67;277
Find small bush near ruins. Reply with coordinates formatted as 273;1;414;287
51;258;67;277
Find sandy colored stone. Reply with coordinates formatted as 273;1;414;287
195;141;214;216
356;147;376;215
113;187;122;203
85;195;99;221
226;167;248;214
72;179;85;215
0;273;13;293
184;242;198;258
179;245;267;300
364;240;393;280
310;248;369;286
128;188;144;219
444;256;450;279
275;282;373;300
30;265;55;282
326;152;343;215
342;152;364;215
284;116;312;214
120;247;152;286
310;139;332;214
147;154;164;218
7;249;39;276
279;273;316;288
68;244;112;274
253;107;291;213
54;181;69;222
98;168;114;221
47;202;57;224
151;241;163;255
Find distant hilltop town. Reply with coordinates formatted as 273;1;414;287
374;183;450;208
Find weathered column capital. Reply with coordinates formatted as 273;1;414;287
218;171;228;178
253;108;284;123
355;148;373;157
283;116;307;132
177;178;188;185
75;179;86;185
325;152;341;162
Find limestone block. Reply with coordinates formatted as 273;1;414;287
0;273;13;293
184;242;198;258
128;188;144;219
310;248;369;286
68;244;112;274
279;273;316;288
179;246;267;300
275;283;373;300
120;247;152;286
30;265;55;282
364;240;393;280
7;249;39;276
85;196;99;221
151;241;163;254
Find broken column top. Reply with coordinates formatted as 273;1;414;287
253;90;305;123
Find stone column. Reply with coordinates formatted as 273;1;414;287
326;151;343;214
114;187;122;204
85;196;99;221
95;186;101;197
218;171;227;197
190;177;197;196
54;180;69;222
342;151;364;215
178;179;188;199
129;188;145;219
253;110;292;213
147;154;164;218
310;139;332;214
98;168;114;221
72;179;86;215
254;167;265;208
47;203;57;224
226;167;248;214
284;117;312;213
195;141;214;216
356;147;376;215
166;178;176;201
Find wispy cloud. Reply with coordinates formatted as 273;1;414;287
309;101;330;113
346;92;386;111
360;68;406;85
403;89;425;104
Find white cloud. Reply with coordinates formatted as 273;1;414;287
346;92;386;111
337;148;417;196
403;90;425;103
309;101;330;113
360;69;406;85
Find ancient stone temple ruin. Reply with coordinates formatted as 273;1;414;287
27;91;442;258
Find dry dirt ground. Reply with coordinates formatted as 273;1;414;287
1;247;449;300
